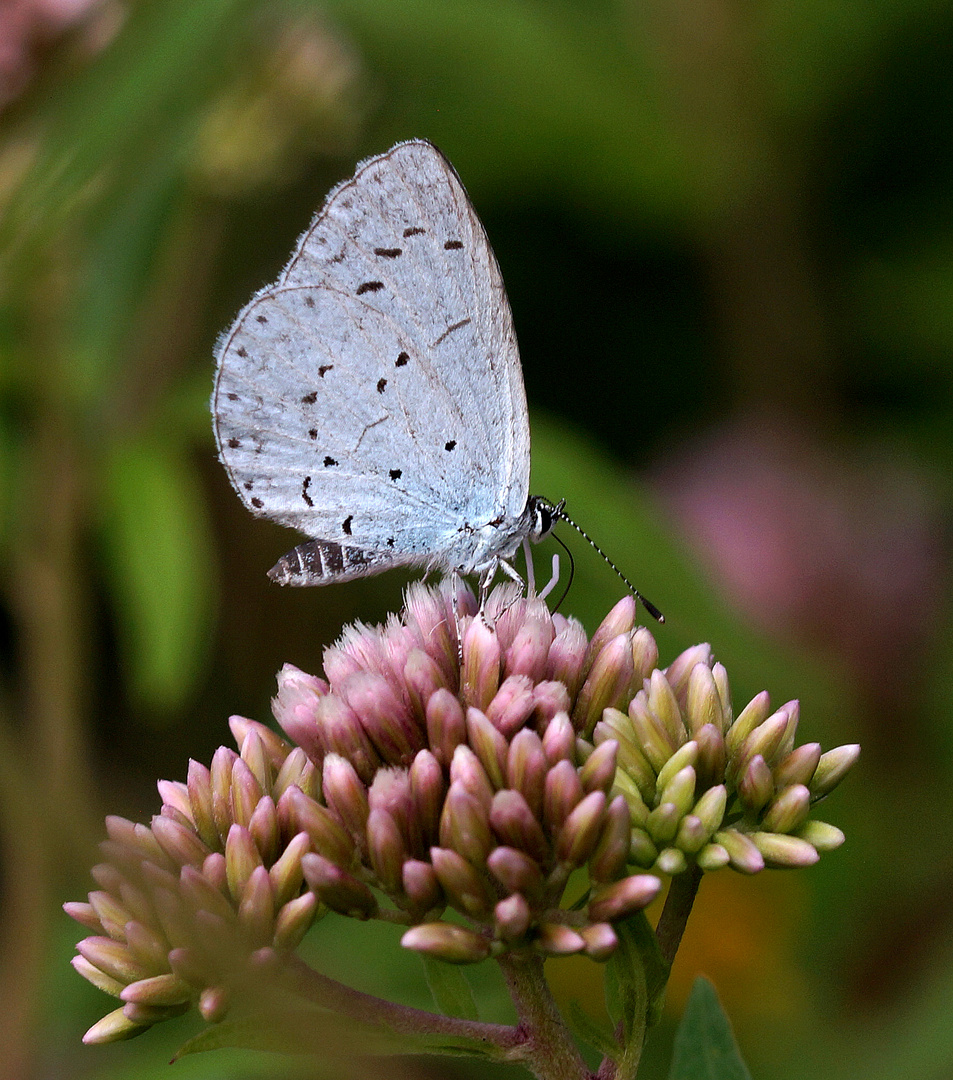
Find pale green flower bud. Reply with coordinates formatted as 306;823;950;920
430;847;495;918
507;729;547;819
811;744;861;797
627;693;677;774
302;853;377;919
487;845;544;897
697;843;730;871
439;785;494;865
588;874;661;922
656;847;688;876
556;790;607;866
646;802;681;845
536;923;586;956
461;616;501;711
686;663;726;736
751;832;818;868
580;922;619;960
579;739;618;795
646;668;688;747
490;791;548;865
655;742;698;796
714;829;764;874
725;690;771;755
465;707;508;789
762;784;811;834
629;827;659;867
574;634;635;737
425;688;467;769
402;923;491;964
495;893;532;941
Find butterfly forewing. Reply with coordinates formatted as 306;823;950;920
213;139;531;580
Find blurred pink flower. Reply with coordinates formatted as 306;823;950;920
0;0;115;107
654;413;947;746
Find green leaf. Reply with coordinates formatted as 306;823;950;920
421;955;480;1020
607;910;670;1038
173;1007;504;1065
567;999;619;1060
667;977;752;1080
172;1007;403;1062
95;436;216;714
1;0;256;258
69;165;185;407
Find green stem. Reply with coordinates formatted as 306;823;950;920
654;865;703;965
497;955;590;1080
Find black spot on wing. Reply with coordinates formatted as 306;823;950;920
256;314;268;323
396;352;409;367
377;378;387;394
389;469;402;481
302;476;313;507
236;346;247;357
342;515;353;536
374;247;402;258
301;391;317;404
308;429;317;440
445;440;456;451
319;365;333;377
324;456;338;467
403;226;425;237
251;497;263;508
304;295;315;308
356;281;384;295
227;437;240;448
444;240;463;250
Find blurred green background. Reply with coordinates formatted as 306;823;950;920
1;0;951;1076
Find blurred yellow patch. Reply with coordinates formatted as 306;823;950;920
546;871;810;1037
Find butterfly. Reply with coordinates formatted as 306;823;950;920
212;139;556;595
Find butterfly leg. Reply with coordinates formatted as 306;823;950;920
520;538;537;596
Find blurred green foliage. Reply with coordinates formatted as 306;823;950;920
2;0;953;1077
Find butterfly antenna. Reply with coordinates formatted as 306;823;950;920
551;502;664;623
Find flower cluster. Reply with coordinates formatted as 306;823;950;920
67;579;858;1041
274;582;663;964
65;719;322;1043
592;648;858;876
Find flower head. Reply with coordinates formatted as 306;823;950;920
65;719;321;1043
594;645;860;876
68;579;857;1037
274;581;663;964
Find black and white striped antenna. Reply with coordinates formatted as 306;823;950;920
544;498;664;622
